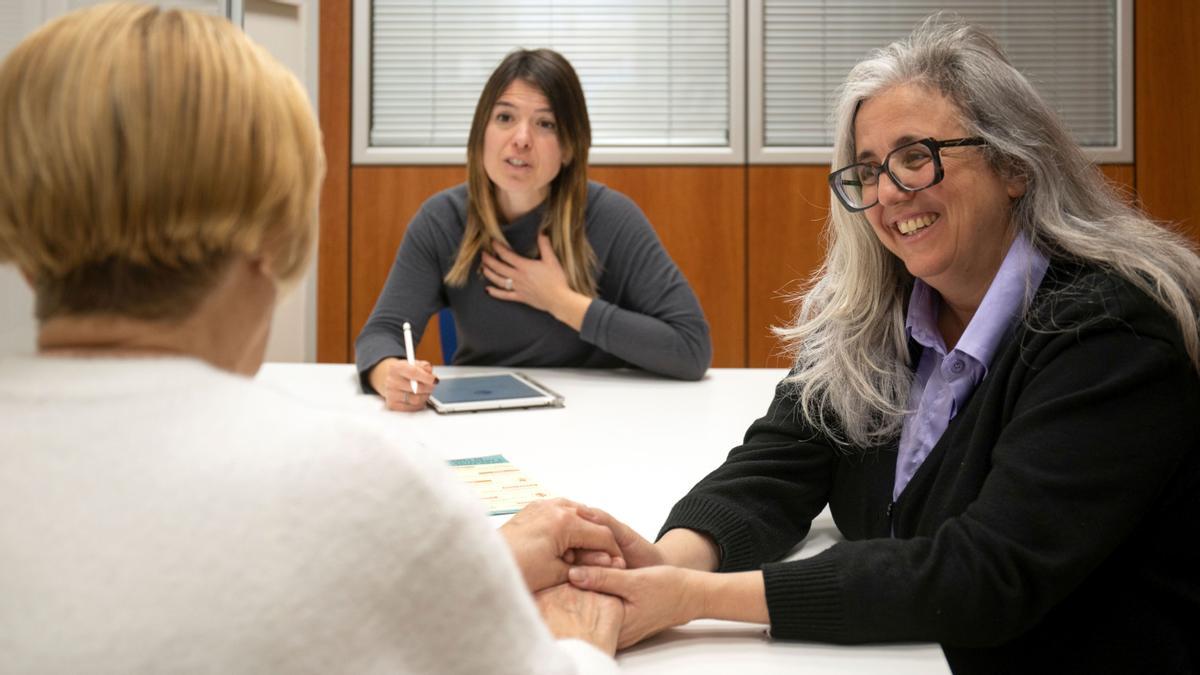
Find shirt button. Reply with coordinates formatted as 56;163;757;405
951;359;965;373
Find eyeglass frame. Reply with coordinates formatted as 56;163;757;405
827;137;988;212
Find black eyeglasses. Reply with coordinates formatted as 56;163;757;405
828;137;987;212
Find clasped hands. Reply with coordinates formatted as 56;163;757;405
499;498;711;655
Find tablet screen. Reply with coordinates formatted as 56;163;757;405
432;374;547;404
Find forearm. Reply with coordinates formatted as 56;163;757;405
548;288;593;332
366;357;400;397
579;299;711;380
656;528;720;571
698;570;769;624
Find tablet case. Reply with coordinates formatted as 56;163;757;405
428;372;563;413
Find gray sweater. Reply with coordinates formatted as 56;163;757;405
356;182;711;389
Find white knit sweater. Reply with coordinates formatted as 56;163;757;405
0;356;616;674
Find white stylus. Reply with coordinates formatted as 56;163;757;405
402;321;418;394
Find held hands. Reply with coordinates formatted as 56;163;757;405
567;564;705;650
368;357;436;412
574;505;665;569
567;506;703;649
481;234;591;331
535;582;625;656
508;501;733;652
500;498;627;593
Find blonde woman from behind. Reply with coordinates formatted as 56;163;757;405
0;4;623;673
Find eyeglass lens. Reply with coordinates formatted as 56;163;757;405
834;140;938;210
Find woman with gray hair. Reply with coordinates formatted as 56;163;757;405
565;17;1200;672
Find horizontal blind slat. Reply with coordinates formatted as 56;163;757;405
763;0;1117;148
370;0;731;149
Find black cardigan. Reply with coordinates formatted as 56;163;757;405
661;264;1200;674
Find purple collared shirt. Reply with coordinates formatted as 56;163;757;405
892;232;1049;502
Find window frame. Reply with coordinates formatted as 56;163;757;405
351;0;748;166
747;0;1134;165
41;0;241;20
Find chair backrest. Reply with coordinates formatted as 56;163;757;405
438;308;457;364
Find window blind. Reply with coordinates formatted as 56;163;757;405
370;0;731;149
763;0;1117;148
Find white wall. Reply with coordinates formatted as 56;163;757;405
0;0;43;357
245;0;320;362
0;0;320;362
0;267;36;356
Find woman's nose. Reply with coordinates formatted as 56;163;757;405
876;171;913;206
511;121;531;148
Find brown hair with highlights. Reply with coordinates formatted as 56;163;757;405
447;48;596;296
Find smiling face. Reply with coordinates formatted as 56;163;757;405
853;83;1025;308
482;79;566;222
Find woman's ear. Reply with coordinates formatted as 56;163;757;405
1005;172;1028;199
250;254;271;276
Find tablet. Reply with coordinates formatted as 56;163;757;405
428;372;563;414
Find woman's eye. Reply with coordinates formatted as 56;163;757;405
494;112;512;123
900;149;931;167
538;119;557;130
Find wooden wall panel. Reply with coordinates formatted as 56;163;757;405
320;0;1186;365
1136;0;1200;245
316;0;351;362
348;166;745;368
747;167;830;368
746;164;1134;370
1098;164;1136;204
349;167;467;365
589;166;747;367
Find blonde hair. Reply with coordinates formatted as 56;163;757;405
0;2;324;320
778;17;1200;448
447;49;596;296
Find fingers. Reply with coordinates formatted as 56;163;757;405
481;249;518;277
480;264;520;300
537;233;559;263
571;550;625;568
488;241;520;265
534;583;625;656
560;516;624;559
383;359;437;412
384;387;430;412
515;499;625;562
568;565;630;598
576;506;662;568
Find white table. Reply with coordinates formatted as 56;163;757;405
257;364;950;675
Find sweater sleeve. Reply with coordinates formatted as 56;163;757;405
578;190;712;381
658;375;837;570
759;295;1200;646
354;201;450;393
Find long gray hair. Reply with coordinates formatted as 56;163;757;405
777;17;1200;449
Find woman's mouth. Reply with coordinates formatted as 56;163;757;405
895;214;937;236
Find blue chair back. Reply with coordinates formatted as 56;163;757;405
438;308;457;364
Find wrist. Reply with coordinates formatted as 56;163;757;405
684;569;714;623
696;571;769;624
550;289;591;331
367;358;396;395
656;529;720;571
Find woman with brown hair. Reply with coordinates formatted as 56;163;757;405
356;49;712;412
